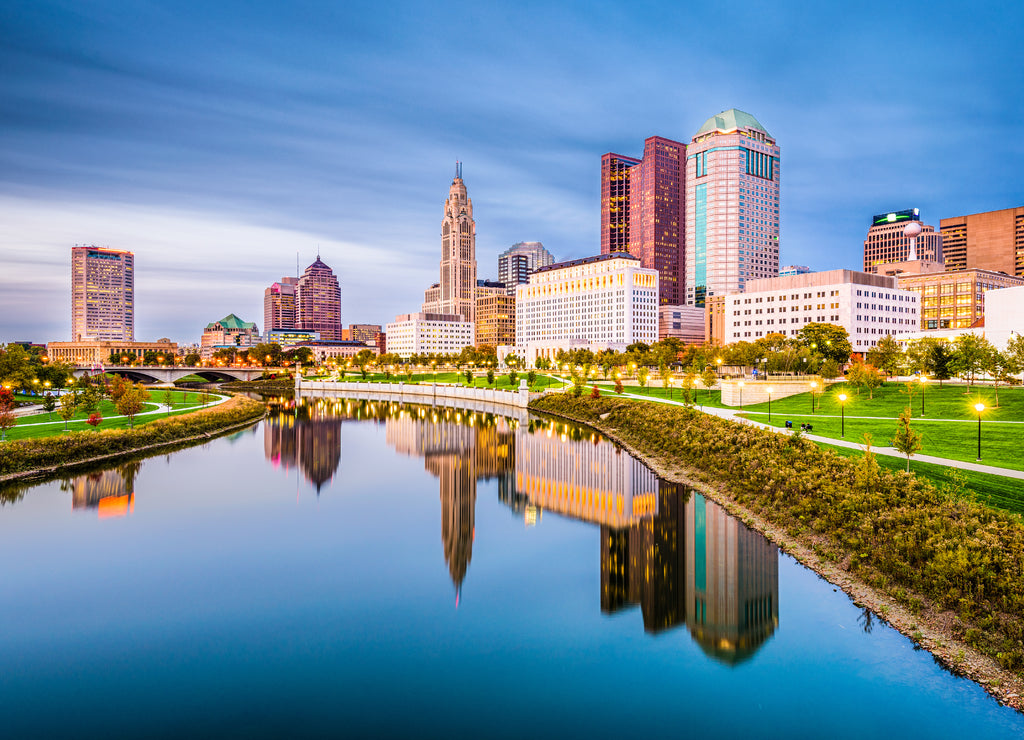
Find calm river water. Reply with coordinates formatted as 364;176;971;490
1;397;1022;738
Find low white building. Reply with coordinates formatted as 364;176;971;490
724;269;919;351
983;285;1024;350
385;312;474;358
515;253;659;365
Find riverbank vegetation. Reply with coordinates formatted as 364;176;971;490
0;395;265;478
530;393;1024;680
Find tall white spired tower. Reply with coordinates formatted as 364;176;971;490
438;162;477;322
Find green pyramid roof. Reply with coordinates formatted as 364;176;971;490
695;109;770;137
206;313;256;330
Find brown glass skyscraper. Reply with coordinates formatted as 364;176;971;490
600;136;686;305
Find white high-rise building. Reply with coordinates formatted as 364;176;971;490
385;313;475;358
723;269;918;351
515;253;659;365
685;109;780;307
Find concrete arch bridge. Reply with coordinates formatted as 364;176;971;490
71;365;270;384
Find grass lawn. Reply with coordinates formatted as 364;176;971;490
821;442;1024;515
5;391;221;441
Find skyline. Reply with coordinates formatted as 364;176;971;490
2;1;1022;342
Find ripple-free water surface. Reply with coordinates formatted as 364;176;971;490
1;399;1021;739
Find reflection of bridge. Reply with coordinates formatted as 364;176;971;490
72;365;269;383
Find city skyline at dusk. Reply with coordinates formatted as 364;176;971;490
2;1;1022;342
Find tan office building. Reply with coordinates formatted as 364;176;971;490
71;246;134;341
475;281;514;348
940;206;1024;276
862;209;942;274
897;268;1024;330
47;339;177;365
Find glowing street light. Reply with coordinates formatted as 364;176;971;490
838;393;848;438
974;402;986;461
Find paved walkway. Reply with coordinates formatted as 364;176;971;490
603;389;1024;481
12;394;229;429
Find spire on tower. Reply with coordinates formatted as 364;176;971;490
455;160;462;180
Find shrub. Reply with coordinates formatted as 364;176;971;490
0;396;265;477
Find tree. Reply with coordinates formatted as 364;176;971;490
866;335;903;379
59;393;78;430
659;362;672;394
0;344;34;391
985;348;1013;407
590;385;600;399
86;412;103;430
41;392;57;420
486;368;495;386
863;364;883;399
614;377;624;394
0;388;16;441
700;366;717;400
78;386;102;416
927;341;953;385
183;353;201;367
890;407;923;472
463;368;473;386
948;334;991;388
820;359;841;380
250;342;283;366
115;383;150;429
527;370;537;388
636;366;649;394
163;388;174;415
797;323;852;366
1005;334;1024;382
570;369;585;398
507;369;518;387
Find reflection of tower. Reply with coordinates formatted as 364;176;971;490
601;484;686;633
69;461;140;518
436;454;475;594
385;406;515;596
264;409;342;494
685;493;779;664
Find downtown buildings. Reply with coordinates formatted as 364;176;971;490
600;137;686;305
515;253;659;364
721;269;918;351
685;109;780;307
423;162;477;323
863;209;943;273
263;257;343;341
940;206;1024;276
71;245;134;342
497;241;554;293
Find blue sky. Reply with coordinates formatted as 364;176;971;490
1;0;1022;342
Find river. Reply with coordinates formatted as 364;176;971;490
0;396;1021;738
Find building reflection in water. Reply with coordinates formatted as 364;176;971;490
272;398;778;660
264;402;342;495
64;461;140;518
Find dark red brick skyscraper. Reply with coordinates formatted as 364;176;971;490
297;256;342;341
600;136;686;305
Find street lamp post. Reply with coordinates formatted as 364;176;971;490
809;380;817;413
738;380;744;409
838;393;847;438
716;357;723;376
975;402;985;461
920;376;927;417
766;386;773;422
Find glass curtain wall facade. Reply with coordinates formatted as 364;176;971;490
685;109;780;307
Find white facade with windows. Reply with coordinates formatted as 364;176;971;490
515;253;659;364
385;313;474;357
724;269;918;351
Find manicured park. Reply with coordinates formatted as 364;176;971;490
303;371;566;392
5;390;221;441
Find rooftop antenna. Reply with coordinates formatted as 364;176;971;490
296;251;299;278
456;160;462;180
